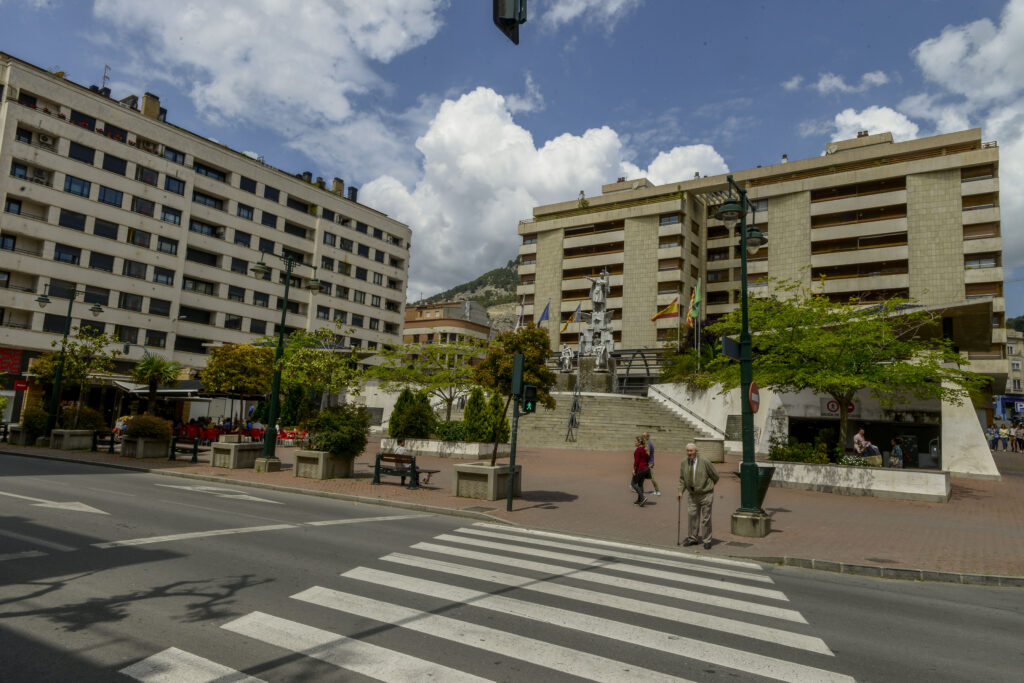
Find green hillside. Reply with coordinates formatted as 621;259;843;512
423;258;519;308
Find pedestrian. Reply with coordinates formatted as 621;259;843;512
853;428;867;455
393;437;408;456
985;424;998;450
642;431;661;495
1016;424;1024;453
998;423;1010;451
631;436;651;507
890;437;903;468
678;442;719;549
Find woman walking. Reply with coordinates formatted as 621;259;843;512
631;436;651;507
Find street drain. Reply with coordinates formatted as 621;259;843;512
864;557;898;564
462;506;497;512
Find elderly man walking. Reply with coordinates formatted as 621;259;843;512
677;442;719;549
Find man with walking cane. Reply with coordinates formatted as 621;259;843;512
677;442;719;549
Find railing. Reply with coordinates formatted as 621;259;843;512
0;244;44;257
982;140;998;148
647;385;727;438
4;207;48;222
0;320;32;330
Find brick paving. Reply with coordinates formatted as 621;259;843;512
4;438;1023;577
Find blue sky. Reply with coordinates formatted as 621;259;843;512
2;0;1021;312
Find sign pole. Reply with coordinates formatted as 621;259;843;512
507;353;524;513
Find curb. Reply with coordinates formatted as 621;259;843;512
750;555;1024;588
0;449;518;526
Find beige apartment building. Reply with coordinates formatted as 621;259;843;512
403;300;492;344
519;128;1006;385
1007;329;1023;395
0;53;411;391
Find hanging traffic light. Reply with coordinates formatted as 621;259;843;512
493;0;527;45
521;384;537;413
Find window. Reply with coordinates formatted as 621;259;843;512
333;310;347;323
98;185;123;207
118;292;143;311
373;228;383;240
153;267;175;286
355;267;367;281
1015;380;1022;392
227;285;245;302
149;298;171;316
707;269;729;283
349;338;361;348
70;110;96;131
89;252;114;272
353;290;366;305
157;236;178;255
164;176;185;195
93;219;119;239
182;277;215;296
224;314;242;330
284;222;307;239
145;330;167;348
128;228;151;248
122;260;147;279
15;127;32;144
59;209;87;231
323;232;336;247
49;279;75;300
659;214;680;226
322;209;335;222
43;313;67;333
374;250;385;263
259;238;275;254
372;272;383;286
102;153;127;175
161;206;182;225
186;247;218;267
351;314;364;328
261;211;278;228
10;161;27;179
1013;360;1022;372
237;203;254;220
192;191;223;210
115;326;139;345
240;176;257;193
317;305;330;320
368;318;379;331
4;198;21;215
253;291;269;307
135;165;159;186
371;295;381;308
131;197;155;217
174;335;208;354
163;146;185;164
64;175;91;197
234;230;252;248
321;256;335;271
68;142;95;164
193;161;226;182
83;285;109;306
103;123;127;143
189;219;221;238
249;319;266;334
356;222;368;234
357;244;370;258
339;238;353;252
0;235;15;251
230;258;248;274
335;285;349;299
286;196;310;213
54;243;81;265
179;306;213;326
264;185;280;202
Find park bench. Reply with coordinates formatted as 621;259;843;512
92;430;117;454
170;436;208;463
372;452;439;490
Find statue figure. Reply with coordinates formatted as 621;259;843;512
560;344;574;373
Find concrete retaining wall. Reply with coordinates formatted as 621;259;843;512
380;438;510;460
769;461;951;502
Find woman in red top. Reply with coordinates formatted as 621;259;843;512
631;436;651;507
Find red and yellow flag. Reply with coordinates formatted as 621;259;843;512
651;297;679;321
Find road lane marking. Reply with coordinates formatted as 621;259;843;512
0;528;77;552
222;611;491;682
343;568;852;683
85;487;137;498
120;647;265;682
411;542;807;623
305;514;427;526
153;484;283;504
0;490;109;515
0;550;48;562
381;552;832;655
456;526;773;583
434;533;788;600
292;586;692;683
93;524;296;548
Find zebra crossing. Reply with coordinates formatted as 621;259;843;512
120;522;854;682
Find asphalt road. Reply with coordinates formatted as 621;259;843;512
1;454;1022;682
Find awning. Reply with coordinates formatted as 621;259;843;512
113;379;207;399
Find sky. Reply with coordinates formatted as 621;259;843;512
1;0;1022;313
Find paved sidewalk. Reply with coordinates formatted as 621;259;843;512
3;438;1023;580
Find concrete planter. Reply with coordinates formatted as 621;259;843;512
380;438;510;460
121;438;170;459
769;461;950;502
50;429;95;450
293;449;354;480
694;438;725;463
211;442;263;469
452;462;521;500
8;425;30;446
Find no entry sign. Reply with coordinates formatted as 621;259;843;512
749;381;760;414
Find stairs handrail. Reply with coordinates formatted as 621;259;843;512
647;385;728;439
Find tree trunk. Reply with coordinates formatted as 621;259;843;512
833;391;855;460
147;379;157;415
74;383;86;428
490;395;513;467
445;399;453;422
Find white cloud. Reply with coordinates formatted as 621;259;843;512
541;0;644;30
506;73;545;113
781;75;803;91
898;93;972;133
830;106;919;141
812;70;890;95
621;144;727;185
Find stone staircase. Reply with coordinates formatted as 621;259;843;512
514;392;711;451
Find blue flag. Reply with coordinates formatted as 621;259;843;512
537;302;550;324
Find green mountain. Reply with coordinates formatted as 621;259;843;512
422;258;519;308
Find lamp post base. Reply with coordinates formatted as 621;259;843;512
731;510;771;538
254;457;282;473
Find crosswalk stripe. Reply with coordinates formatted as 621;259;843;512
474;522;764;569
222;611;490;682
380;552;832;655
343;567;852;683
411;542;807;623
93;524;295;548
0;550;48;562
120;646;265;682
434;533;788;601
293;586;694;683
454;526;773;583
305;514;427;526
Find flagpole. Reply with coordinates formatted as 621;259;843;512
676;288;681;353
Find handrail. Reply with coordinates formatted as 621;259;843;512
647;385;727;438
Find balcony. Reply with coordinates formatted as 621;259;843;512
811;217;907;242
811;245;909;269
809;190;907;217
960;177;998;196
964;266;1003;284
961;207;1000;225
562;228;624;250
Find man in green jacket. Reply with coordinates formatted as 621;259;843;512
677;442;719;549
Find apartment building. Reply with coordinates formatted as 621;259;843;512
1007;329;1023;395
0;53;410;384
519;128;1005;385
403;300;492;344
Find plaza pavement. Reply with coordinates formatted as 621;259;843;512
3;437;1023;582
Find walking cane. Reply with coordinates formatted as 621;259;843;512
676;495;682;546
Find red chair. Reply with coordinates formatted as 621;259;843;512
185;424;199;439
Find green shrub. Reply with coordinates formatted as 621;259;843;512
434;420;464;442
59;405;107;431
124;415;172;441
462;387;489;442
768;436;829;464
486;392;510;443
23;405;50;443
280;386;318;426
303;404;369;459
388;388;414;438
389;389;435;439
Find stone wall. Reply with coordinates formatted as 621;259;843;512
907;169;964;304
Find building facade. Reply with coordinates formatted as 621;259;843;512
518;128;1005;385
1;53;411;387
403;300;492;344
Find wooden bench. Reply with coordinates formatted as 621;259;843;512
170;436;209;463
372;452;439;490
92;430;117;454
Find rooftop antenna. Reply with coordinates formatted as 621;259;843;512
102;64;111;90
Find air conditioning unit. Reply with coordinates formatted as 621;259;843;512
32;169;47;181
37;134;54;146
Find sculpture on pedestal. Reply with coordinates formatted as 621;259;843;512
579;268;615;370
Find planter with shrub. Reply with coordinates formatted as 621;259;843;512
293;404;369;479
121;415;172;459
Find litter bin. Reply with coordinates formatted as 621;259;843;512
756;465;775;509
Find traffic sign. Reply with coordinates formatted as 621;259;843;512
721;336;740;360
749;381;760;414
13;379;28;391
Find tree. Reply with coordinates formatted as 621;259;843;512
388;388;434;439
277;326;364;397
700;280;987;452
462;387;489;442
473;325;557;464
131;353;183;415
486;391;510;443
199;344;274;396
371;337;483;421
32;327;120;427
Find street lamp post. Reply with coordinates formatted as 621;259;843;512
715;175;770;537
35;285;104;437
251;253;320;464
